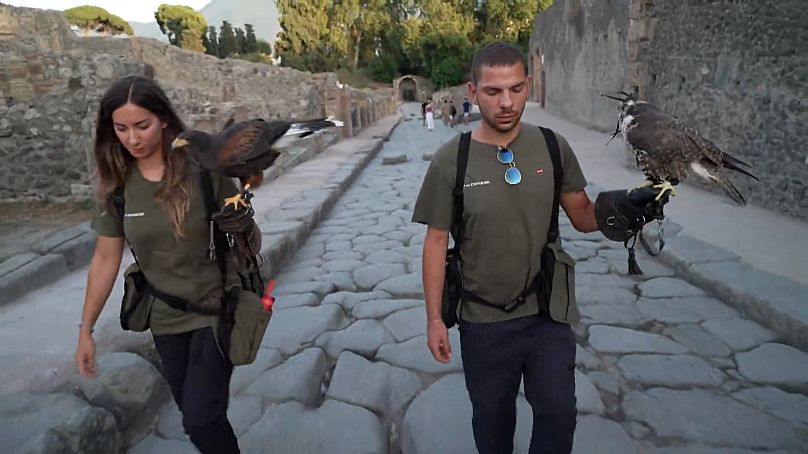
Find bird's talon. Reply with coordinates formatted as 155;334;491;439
652;181;677;201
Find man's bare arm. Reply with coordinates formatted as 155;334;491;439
561;190;598;233
422;227;449;322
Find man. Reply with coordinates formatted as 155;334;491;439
441;99;452;127
412;42;663;453
462;97;471;124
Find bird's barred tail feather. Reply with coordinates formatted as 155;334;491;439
286;118;345;138
721;152;759;181
714;175;747;205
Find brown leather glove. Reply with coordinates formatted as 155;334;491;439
212;204;255;234
212;205;262;258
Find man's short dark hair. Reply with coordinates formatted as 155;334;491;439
470;42;528;84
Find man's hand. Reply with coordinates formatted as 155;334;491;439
427;319;452;363
595;185;671;242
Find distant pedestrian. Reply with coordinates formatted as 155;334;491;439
421;101;428;127
462;97;471;124
425;99;435;131
449;101;457;129
441;100;452;127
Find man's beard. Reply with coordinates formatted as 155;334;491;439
481;105;525;133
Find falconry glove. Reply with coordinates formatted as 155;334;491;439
212;203;256;234
595;186;671;275
212;204;262;259
594;186;669;243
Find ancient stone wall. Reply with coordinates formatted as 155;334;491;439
0;5;396;202
530;0;631;132
530;0;808;219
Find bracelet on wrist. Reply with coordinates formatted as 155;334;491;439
79;322;95;334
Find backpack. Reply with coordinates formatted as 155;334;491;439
115;170;271;366
441;127;565;328
450;105;457;116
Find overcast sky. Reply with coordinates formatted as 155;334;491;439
5;0;211;22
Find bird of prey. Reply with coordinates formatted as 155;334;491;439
171;117;344;209
603;88;758;205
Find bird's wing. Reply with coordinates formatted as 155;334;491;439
216;120;290;169
627;115;699;163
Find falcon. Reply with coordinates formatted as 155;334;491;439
603;88;758;205
171;117;344;209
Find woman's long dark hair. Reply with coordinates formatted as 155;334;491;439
94;75;191;238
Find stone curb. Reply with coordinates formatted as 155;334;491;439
582;183;808;351
0;115;403;451
0;124;384;307
655;235;808;352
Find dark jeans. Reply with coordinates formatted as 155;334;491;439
459;315;577;454
153;327;240;454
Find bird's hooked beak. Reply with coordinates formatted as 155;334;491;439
171;137;189;151
601;93;629;103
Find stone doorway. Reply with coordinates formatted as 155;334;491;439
398;77;417;101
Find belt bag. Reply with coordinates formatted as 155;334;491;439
120;266;271;366
217;287;272;366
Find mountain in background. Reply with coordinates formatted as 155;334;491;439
129;21;167;41
201;0;280;44
129;0;280;46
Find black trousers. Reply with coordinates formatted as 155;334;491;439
153;327;240;454
459;314;577;454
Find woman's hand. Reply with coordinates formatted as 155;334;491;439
75;329;97;378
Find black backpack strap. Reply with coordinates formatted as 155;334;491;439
198;171;229;287
460;127;566;313
451;132;471;249
112;186;142;269
539;127;564;244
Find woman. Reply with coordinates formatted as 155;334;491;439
425;99;435;131
75;75;248;453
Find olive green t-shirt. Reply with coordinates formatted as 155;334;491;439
412;124;588;323
91;164;240;335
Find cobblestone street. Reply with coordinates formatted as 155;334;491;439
132;104;808;453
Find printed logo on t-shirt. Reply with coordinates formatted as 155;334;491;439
464;180;490;188
124;212;145;218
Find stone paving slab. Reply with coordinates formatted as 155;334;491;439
657;234;808;351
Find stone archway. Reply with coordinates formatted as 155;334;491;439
398;77;417;101
394;75;430;103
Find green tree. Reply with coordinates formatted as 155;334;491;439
155;4;207;50
256;39;273;55
367;52;399;82
244;24;259;54
475;0;549;51
180;27;206;52
275;0;336;71
204;26;219;56
330;0;390;71
64;5;133;35
235;27;247;54
419;30;473;87
218;21;238;57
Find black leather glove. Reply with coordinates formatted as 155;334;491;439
595;186;671;242
212;204;256;234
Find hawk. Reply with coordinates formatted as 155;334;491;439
604;88;758;205
172;117;343;209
